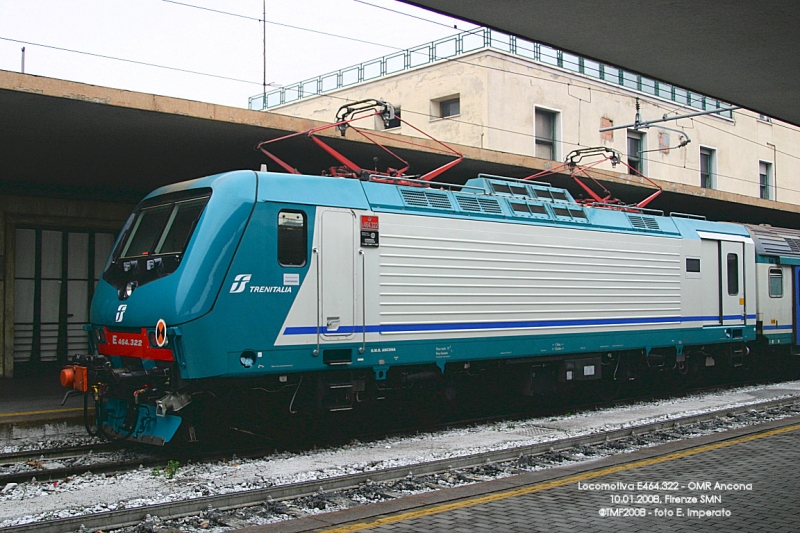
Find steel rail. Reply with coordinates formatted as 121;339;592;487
3;395;798;533
0;453;157;486
0;443;118;465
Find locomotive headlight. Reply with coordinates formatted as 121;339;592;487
119;281;137;300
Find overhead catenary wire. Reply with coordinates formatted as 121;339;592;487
353;0;476;31
161;0;410;51
0;36;274;87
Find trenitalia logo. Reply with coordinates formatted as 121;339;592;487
230;274;252;293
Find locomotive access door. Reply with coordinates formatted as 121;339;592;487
719;240;745;325
319;209;356;339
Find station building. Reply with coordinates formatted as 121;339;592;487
254;28;800;205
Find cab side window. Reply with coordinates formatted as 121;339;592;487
278;211;306;267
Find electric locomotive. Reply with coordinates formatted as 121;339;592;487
59;102;799;445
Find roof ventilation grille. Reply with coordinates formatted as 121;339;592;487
785;237;800;254
477;197;502;214
628;215;660;231
400;189;453;210
456;195;481;212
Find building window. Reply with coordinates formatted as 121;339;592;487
759;161;773;200
535;108;558;161
627;130;645;175
769;268;783;298
700;147;715;189
438;97;460;118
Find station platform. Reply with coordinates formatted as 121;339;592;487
0;370;86;425
0;370;91;448
248;415;800;533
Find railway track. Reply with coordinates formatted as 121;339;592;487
0;443;118;466
0;376;790;486
2;395;798;533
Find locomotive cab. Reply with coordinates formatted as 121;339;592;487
63;172;258;444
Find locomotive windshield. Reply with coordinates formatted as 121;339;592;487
103;191;211;292
120;197;208;258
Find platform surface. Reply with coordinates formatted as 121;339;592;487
0;371;84;424
246;415;800;533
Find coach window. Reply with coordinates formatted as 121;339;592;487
727;253;739;295
769;268;783;298
278;211;307;267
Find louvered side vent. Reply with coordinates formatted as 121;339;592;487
477;197;502;214
785;238;800;254
425;192;453;210
456;195;482;212
400;189;429;207
628;215;660;231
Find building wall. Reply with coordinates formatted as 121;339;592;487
275;50;800;205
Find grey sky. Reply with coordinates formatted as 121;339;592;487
0;0;471;108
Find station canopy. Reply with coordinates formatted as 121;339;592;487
2;72;800;229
